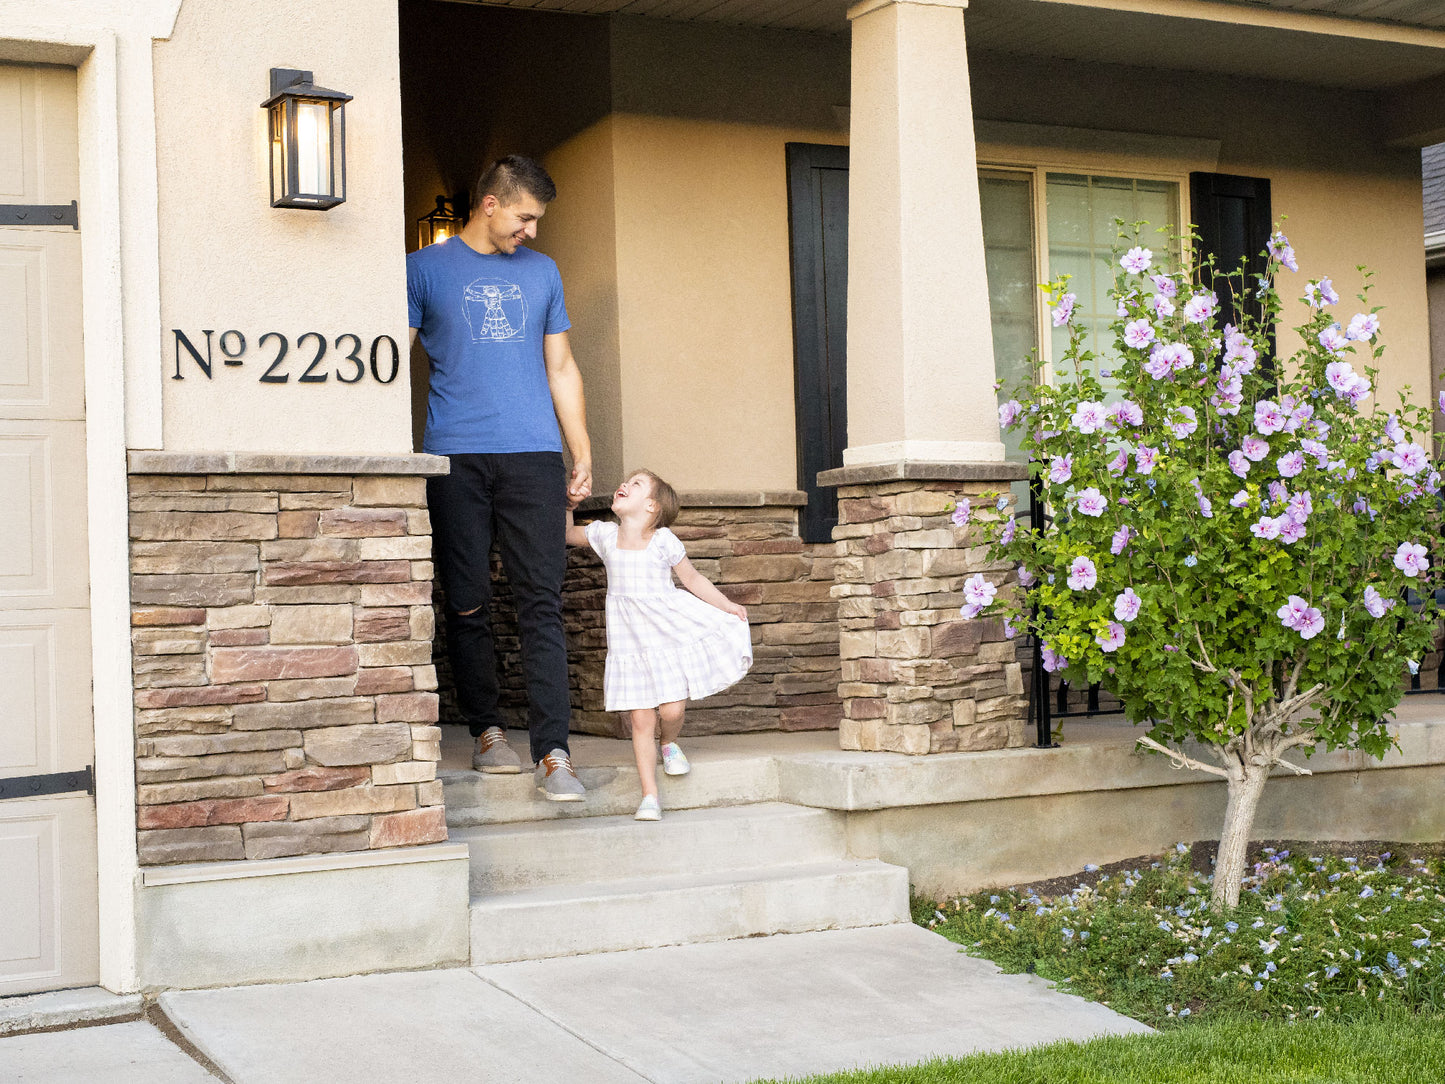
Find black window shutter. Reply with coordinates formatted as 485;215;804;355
1190;172;1273;350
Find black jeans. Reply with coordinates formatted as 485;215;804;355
427;452;571;763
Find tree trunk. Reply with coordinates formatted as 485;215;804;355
1211;760;1271;912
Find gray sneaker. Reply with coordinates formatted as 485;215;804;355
472;727;522;774
534;749;585;802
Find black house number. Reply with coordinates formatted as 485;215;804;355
171;330;401;385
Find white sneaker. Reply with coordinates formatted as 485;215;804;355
634;794;661;821
660;742;691;776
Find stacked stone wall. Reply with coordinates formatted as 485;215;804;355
129;471;445;865
832;479;1027;754
560;501;841;736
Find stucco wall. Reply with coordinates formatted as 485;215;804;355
970;50;1431;408
154;0;412;454
539;118;625;488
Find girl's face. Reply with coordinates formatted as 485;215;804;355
612;473;657;522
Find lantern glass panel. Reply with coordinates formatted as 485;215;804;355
297;100;330;196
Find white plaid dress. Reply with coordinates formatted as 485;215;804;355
586;520;753;712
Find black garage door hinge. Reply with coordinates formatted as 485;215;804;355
0;766;94;800
0;200;79;229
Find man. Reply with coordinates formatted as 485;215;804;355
407;155;591;801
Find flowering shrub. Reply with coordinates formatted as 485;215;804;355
925;845;1445;1027
959;229;1442;910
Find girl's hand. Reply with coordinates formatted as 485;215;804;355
723;601;748;622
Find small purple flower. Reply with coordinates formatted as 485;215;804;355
1230;489;1250;508
1251;516;1282;541
1169;406;1198;439
1198;493;1214;518
1075;488;1107;517
1114;588;1142;622
1153;294;1175;320
999;400;1023;430
1051;292;1077;327
1392;442;1428;476
1135;446;1159;475
1109;399;1144;428
1067;555;1098;591
1002;615;1017;639
1048;456;1073;485
1268;480;1288;504
1111;525;1131;555
1318;325;1348;355
1183;292;1218;324
1000;517;1016;545
1254;401;1286;435
1277;451;1305;479
1277;595;1325;639
1438;390;1445;417
1278;518;1306;544
1268;231;1299;272
1394;542;1429;577
951;498;971;527
1286;490;1313;523
1041;645;1067;673
1017;565;1035;587
1123;318;1156;350
1096;622;1126;653
1325;360;1369;402
1121;246;1152;274
1151;273;1177;298
962;573;997;610
959;603;983;619
1107;449;1130;476
1363;585;1393;619
1229;451;1250;478
1305;278;1340;308
1071;401;1108;434
1242;436;1269;462
1346;312;1379;342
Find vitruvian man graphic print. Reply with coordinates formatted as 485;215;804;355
463;279;528;342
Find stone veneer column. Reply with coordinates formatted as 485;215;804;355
821;463;1029;754
127;452;450;864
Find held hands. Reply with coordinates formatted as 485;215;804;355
566;461;592;509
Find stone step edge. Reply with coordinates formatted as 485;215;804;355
468;861;911;964
468;857;909;908
449;800;834;842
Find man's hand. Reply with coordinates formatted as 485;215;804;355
567;461;592;508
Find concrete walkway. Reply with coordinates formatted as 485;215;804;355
1;925;1149;1083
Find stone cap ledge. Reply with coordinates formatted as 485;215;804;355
817;460;1031;486
140;841;470;886
575;489;807;513
127;451;451;477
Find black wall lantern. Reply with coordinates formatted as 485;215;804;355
418;195;464;248
262;68;351;210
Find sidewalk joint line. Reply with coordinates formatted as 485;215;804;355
469;970;658;1084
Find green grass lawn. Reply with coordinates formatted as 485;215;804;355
755;845;1445;1083
753;1014;1445;1083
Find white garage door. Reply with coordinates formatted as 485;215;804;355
0;62;99;997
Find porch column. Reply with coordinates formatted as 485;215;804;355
822;0;1028;755
843;0;1000;468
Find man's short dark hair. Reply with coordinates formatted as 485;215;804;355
473;155;557;210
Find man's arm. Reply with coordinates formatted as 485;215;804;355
543;330;592;506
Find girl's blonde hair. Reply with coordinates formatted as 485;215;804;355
627;468;679;529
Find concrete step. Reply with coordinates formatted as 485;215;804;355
441;748;779;826
469;859;911;964
452;802;847;895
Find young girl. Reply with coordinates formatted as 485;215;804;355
566;469;752;820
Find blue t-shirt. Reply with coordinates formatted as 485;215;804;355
407;238;571;455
